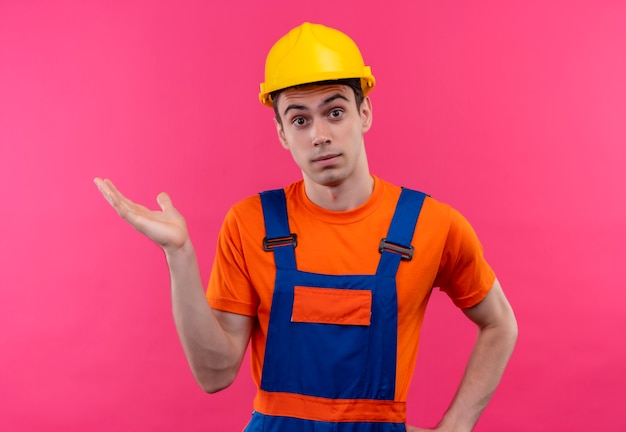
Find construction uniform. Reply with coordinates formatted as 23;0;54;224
207;177;495;431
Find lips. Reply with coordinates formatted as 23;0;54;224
312;153;341;163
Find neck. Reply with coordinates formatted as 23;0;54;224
303;171;375;212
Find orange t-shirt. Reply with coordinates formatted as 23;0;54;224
206;176;495;401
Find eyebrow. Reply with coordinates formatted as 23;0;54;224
282;93;350;117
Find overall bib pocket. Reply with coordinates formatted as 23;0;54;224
292;286;372;326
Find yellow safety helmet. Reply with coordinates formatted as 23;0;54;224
259;22;375;107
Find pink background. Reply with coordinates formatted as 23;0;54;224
1;1;625;430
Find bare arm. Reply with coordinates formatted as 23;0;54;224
94;178;253;393
408;279;518;432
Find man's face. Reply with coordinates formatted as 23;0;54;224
274;84;373;189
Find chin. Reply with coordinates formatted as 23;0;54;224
304;168;348;188
317;174;345;187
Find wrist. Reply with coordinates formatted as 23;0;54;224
436;415;473;432
164;238;195;262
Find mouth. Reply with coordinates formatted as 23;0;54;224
312;153;341;163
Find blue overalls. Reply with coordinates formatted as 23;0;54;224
244;188;426;432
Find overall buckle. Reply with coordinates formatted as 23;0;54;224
263;234;297;251
379;238;414;261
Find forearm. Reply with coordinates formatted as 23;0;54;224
438;320;517;431
165;241;244;393
94;179;250;391
435;280;518;432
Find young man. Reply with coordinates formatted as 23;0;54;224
95;22;517;432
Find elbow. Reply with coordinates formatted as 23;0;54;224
510;315;519;348
511;314;519;340
200;382;229;395
507;304;519;343
194;368;238;394
502;308;519;355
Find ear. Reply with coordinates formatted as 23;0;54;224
274;117;289;149
360;96;373;133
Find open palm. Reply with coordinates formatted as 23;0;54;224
94;178;189;253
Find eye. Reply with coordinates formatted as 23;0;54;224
328;109;344;119
291;116;307;127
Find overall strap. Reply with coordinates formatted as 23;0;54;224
377;188;427;277
259;189;297;270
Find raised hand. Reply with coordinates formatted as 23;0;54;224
94;178;189;253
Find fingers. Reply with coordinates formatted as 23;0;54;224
94;177;174;222
94;177;189;249
156;192;173;212
94;177;131;215
94;177;120;202
94;177;116;208
94;177;149;227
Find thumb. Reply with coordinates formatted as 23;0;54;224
156;192;173;211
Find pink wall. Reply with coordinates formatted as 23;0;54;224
1;1;624;430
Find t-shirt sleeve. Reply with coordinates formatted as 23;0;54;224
206;206;260;317
433;208;496;309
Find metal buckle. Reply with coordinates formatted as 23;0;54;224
379;238;414;261
263;234;297;251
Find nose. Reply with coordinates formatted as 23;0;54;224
311;120;331;146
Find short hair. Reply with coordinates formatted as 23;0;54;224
271;78;364;126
